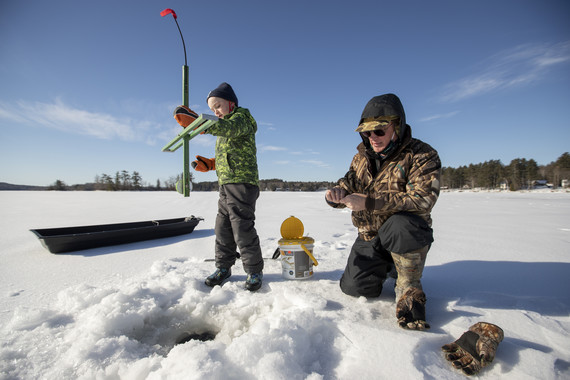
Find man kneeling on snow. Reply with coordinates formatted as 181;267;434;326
326;93;441;330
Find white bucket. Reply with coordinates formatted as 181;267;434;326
278;237;315;280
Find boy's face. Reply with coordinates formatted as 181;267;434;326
208;97;232;118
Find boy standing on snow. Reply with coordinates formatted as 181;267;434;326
325;93;441;330
193;82;264;291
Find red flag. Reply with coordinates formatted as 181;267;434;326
160;8;177;19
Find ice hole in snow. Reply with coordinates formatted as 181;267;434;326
122;313;220;356
175;330;217;344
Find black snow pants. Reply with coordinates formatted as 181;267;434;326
214;183;264;274
340;212;434;298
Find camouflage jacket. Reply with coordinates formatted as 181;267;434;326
204;107;259;186
332;127;441;241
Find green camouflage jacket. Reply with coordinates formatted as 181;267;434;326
333;126;441;241
204;107;259;186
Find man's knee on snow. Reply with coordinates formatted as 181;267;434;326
339;236;391;298
340;271;384;298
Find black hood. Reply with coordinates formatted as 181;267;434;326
359;93;407;138
358;94;412;161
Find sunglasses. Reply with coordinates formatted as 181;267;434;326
360;128;387;138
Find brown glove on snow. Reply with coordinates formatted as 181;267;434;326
191;155;215;172
442;322;504;376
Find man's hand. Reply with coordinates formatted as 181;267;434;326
325;187;347;204
340;193;367;211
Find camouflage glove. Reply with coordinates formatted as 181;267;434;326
173;105;199;128
191;155;215;172
442;322;504;376
396;287;430;330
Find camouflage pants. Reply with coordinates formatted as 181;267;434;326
340;213;433;298
214;183;263;274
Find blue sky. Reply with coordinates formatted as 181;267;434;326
1;0;569;186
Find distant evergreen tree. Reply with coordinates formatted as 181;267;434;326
132;171;142;190
557;152;570;167
100;174;115;191
114;172;121;191
48;180;67;191
120;170;131;190
547;152;570;188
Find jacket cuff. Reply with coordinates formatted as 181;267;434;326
365;196;375;210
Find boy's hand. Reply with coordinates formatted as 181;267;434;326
191;156;215;172
173;105;199;128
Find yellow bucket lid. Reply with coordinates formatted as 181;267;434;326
280;216;304;239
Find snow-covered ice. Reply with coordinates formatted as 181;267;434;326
1;190;569;379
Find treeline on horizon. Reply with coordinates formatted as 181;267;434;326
441;152;570;190
48;171;337;192
44;152;570;192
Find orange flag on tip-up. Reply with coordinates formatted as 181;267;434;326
160;8;177;19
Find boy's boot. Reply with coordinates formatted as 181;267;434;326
245;272;263;291
205;268;231;287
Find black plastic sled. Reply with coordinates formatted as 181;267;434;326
30;216;203;254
